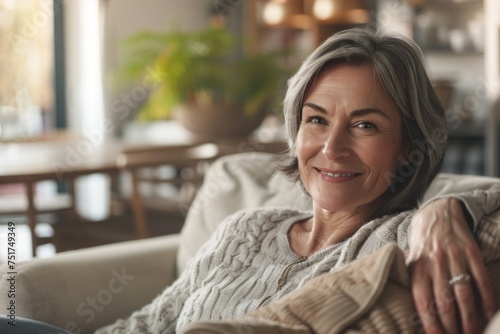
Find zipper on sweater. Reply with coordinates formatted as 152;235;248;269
255;257;307;309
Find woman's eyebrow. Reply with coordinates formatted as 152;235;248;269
351;108;390;120
303;103;390;120
302;102;327;113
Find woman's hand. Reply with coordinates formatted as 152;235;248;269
407;198;496;334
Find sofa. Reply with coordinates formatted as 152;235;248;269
1;152;500;333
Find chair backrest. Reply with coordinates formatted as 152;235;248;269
177;152;500;275
116;143;220;238
116;143;219;169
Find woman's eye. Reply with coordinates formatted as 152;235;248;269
355;121;376;129
307;116;325;124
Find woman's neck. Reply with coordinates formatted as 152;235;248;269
288;207;367;258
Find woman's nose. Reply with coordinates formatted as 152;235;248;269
322;125;351;160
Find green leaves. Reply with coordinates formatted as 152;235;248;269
114;27;290;121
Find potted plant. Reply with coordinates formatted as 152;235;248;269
116;27;290;139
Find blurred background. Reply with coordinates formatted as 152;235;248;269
0;0;499;260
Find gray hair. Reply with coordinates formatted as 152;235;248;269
279;28;447;220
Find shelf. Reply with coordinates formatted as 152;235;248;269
415;0;482;10
412;0;484;54
442;141;484;175
448;122;485;139
424;50;483;56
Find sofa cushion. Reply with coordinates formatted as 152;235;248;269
177;152;500;274
423;173;500;202
177;152;311;274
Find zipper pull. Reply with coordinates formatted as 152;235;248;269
277;257;306;291
277;276;286;289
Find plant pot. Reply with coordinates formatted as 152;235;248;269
173;102;269;140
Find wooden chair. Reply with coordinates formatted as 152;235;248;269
0;131;85;256
115;142;220;239
0;181;75;257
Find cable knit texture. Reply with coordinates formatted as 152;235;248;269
95;190;500;334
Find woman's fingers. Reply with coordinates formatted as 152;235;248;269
467;247;496;322
432;268;459;333
408;198;495;333
452;215;495;329
452;281;479;333
411;261;445;334
445;243;475;333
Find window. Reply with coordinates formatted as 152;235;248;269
0;0;55;140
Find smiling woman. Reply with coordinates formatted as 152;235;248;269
96;28;499;334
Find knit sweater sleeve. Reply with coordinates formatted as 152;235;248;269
94;211;246;334
420;189;500;233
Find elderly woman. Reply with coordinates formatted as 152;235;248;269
96;29;499;334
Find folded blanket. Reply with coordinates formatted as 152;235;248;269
182;209;500;334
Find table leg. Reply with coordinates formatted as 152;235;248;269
24;181;38;257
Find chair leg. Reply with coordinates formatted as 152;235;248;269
130;170;150;238
67;177;78;222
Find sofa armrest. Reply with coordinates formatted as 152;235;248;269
0;234;179;334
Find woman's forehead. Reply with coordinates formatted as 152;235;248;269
303;64;388;104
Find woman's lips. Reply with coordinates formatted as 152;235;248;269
315;168;361;182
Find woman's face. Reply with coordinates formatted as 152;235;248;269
297;63;407;217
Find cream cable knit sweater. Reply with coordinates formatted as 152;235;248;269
96;190;499;334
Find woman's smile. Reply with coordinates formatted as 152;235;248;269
314;167;361;183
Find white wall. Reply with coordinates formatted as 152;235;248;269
101;0;212;131
103;0;210;77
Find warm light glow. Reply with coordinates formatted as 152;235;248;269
313;0;336;20
263;1;286;25
312;0;369;23
346;9;370;24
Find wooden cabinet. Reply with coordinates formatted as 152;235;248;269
244;0;375;65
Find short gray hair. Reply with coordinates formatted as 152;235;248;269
279;28;447;220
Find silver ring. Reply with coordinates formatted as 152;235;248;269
449;273;471;286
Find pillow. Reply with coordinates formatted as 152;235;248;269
177;152;311;274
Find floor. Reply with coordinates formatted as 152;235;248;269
0;219;57;263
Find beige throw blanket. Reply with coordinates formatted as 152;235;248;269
182;210;500;334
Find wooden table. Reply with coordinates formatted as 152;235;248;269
0;130;287;256
0;132;206;253
0;135;130;255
